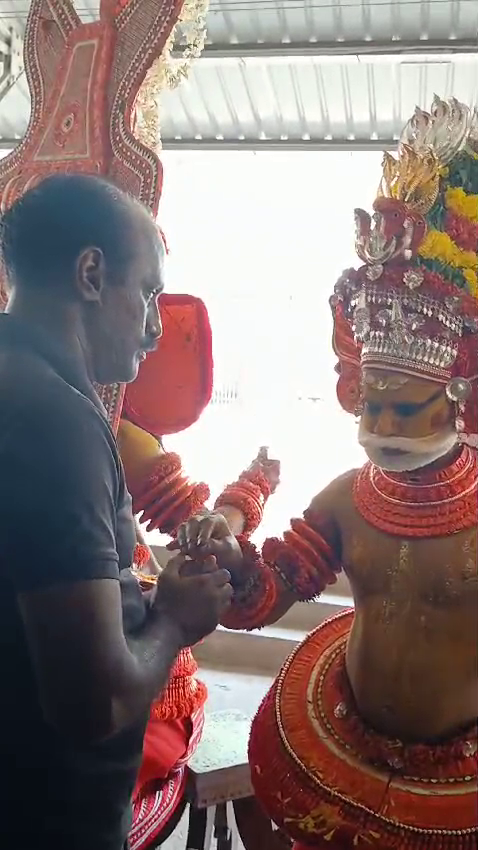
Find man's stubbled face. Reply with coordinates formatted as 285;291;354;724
358;368;458;472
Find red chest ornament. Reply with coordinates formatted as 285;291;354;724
354;446;478;538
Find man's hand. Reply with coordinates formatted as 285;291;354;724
153;553;233;646
170;513;243;577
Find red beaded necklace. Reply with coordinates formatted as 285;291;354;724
354;446;478;537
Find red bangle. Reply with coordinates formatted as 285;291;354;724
214;466;274;538
144;480;210;535
215;485;264;537
238;468;271;500
262;534;337;601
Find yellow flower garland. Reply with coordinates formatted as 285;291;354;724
463;268;478;297
445;187;478;223
418;229;477;271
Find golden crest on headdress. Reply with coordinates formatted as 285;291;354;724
377;146;440;216
375;96;475;218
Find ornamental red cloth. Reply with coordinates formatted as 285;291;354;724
123;294;213;437
0;0;186;435
135;717;191;789
130;707;205;850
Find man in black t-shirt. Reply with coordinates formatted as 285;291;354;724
0;175;235;849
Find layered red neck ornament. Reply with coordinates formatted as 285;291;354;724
354;446;478;538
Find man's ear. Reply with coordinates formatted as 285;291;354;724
76;247;105;303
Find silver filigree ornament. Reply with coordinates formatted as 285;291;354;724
403;268;424;290
464;316;478;334
389;299;414;346
462;740;478;758
400;95;471;166
366;264;384;282
446;377;472;435
445;295;462;313
353;290;371;341
446;377;472;404
334;701;348;719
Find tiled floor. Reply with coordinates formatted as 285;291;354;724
199;668;273;715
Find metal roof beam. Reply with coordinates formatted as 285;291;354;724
197;38;478;60
160;139;395;151
0;136;396;152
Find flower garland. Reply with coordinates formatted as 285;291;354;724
134;0;209;151
418;229;477;273
416;256;475;295
444;209;478;253
445;187;478;223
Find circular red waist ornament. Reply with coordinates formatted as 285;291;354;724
353;446;478;538
248;611;478;849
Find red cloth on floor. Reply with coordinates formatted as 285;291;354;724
135;717;191;791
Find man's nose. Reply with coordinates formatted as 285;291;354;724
147;304;163;341
373;410;397;437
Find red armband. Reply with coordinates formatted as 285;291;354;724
132;452;210;536
263;516;340;601
221;536;278;631
214;468;272;537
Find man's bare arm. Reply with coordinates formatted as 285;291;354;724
19;556;231;745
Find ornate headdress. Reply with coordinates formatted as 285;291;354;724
331;96;478;442
0;0;212;437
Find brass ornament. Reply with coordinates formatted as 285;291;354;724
377;146;440;216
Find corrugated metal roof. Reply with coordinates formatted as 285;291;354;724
205;0;478;47
0;0;477;146
3;1;476;43
159;52;478;144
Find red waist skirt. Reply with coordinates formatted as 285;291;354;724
249;610;477;850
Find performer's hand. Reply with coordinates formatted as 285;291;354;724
248;446;281;494
153;553;233;646
169;513;243;577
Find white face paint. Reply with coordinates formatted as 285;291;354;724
357;419;459;472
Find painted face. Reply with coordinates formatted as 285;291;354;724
358;368;458;471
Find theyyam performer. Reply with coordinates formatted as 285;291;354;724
176;96;478;848
0;1;279;847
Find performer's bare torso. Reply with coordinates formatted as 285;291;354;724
332;471;478;743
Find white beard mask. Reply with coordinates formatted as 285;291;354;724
357;419;459;472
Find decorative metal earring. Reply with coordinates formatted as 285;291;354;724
354;400;364;423
445;377;472;434
354;379;365;422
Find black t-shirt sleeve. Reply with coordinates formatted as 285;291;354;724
0;393;122;593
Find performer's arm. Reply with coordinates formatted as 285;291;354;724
222;499;342;630
173;479;343;631
118;419;278;539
